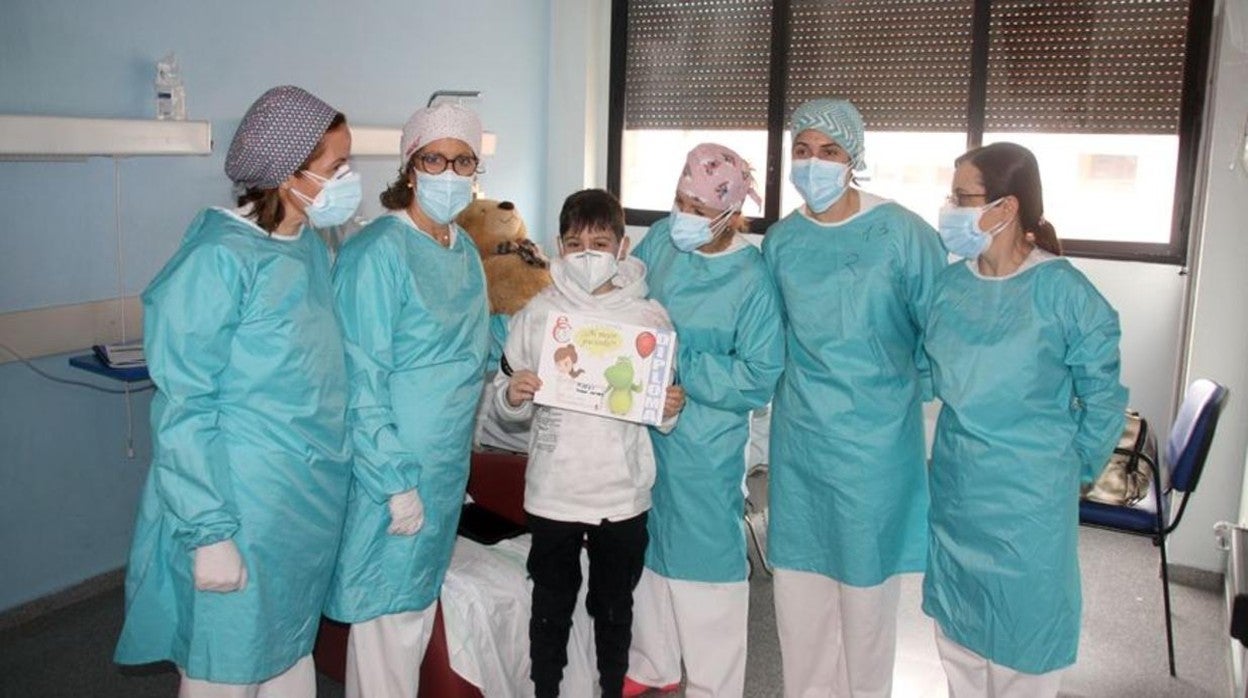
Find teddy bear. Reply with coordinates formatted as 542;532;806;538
458;198;550;454
456;198;552;316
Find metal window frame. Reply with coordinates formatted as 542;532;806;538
606;0;1215;263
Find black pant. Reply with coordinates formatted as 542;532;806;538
526;511;649;698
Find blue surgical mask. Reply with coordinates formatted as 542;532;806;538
937;200;1005;259
295;166;362;228
416;170;474;225
790;158;850;213
668;207;735;253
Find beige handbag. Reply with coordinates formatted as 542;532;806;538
744;463;772;577
1082;410;1159;507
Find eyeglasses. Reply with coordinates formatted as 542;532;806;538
414;151;479;176
946;191;990;207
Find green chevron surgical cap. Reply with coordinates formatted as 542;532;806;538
790;98;866;171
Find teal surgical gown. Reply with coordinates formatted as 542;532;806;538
633;220;784;583
324;213;489;622
762;201;945;586
922;256;1127;674
487;312;510;376
114;208;351;684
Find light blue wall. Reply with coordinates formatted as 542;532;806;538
0;0;552;611
0;357;153;611
0;0;553;312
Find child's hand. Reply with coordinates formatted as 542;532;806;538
662;384;686;419
507;370;543;407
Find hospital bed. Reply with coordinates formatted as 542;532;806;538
313;450;599;697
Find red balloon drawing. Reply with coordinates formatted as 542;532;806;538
635;331;656;359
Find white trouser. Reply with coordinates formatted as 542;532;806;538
346;606;438;698
628;568;750;697
934;626;1063;698
773;569;901;698
178;655;314;698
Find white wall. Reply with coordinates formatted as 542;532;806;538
543;0;612;250
1182;0;1248;570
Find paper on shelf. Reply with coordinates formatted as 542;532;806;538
93;341;146;367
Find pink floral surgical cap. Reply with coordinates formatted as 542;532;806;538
675;143;761;212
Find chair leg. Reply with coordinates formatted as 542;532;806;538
1159;535;1177;677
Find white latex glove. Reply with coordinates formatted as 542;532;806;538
388;488;425;536
193;539;248;592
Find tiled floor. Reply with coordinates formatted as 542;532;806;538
735;526;1227;698
0;527;1228;697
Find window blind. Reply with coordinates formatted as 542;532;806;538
985;0;1191;134
786;0;975;132
622;0;1191;135
623;0;773;130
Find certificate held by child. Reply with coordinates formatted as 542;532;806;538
533;311;676;427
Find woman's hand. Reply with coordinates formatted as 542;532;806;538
662;384;686;419
387;489;425;536
507;370;543;407
193;539;248;593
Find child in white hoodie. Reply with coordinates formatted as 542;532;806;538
496;188;685;698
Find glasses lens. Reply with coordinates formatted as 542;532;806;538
419;153;448;174
452;155;478;176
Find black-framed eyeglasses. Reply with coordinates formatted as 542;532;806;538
414;151;479;176
946;192;990;208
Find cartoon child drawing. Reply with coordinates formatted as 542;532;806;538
553;344;584;400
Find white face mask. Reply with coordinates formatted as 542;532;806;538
560;249;619;292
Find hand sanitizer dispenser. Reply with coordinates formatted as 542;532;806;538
155;52;186;121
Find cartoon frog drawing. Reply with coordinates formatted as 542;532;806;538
604;356;642;416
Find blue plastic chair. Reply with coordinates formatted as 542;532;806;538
1080;378;1229;677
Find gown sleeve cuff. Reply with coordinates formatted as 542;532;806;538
175;519;240;552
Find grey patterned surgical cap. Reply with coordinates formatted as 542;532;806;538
225;85;341;189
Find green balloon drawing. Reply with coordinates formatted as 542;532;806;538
604;356;642;415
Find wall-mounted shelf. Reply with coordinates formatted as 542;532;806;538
0;115;212;157
347;125;497;158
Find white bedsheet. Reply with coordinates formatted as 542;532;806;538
441;535;599;697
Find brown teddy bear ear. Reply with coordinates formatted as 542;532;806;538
455;200;494;260
458;197;533;258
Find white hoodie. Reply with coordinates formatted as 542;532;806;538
493;255;675;524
